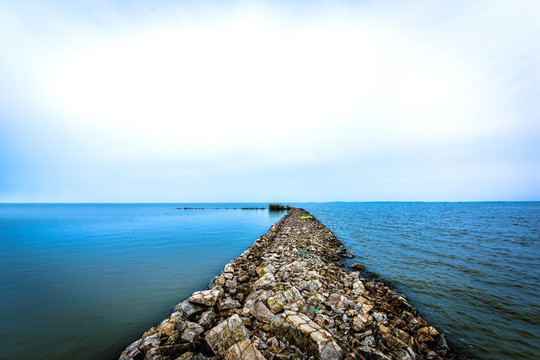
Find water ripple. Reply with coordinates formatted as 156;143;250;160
302;202;540;360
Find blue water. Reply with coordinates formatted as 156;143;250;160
0;203;280;360
0;203;538;360
300;202;540;360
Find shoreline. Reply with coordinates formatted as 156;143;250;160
119;208;470;360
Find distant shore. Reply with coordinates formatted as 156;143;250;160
120;208;470;360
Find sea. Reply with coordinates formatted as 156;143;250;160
0;203;538;360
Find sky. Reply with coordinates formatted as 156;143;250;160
0;0;539;202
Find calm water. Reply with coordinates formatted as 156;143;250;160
0;203;539;360
0;203;280;360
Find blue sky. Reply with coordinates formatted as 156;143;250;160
1;0;539;202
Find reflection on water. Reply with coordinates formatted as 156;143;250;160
0;204;276;360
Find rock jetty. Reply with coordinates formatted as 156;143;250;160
119;208;469;360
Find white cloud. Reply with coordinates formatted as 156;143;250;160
0;0;538;201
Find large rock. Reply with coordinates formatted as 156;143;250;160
224;340;266;360
180;322;204;343
219;297;241;311
327;293;353;310
254;272;276;289
267;287;303;314
174;300;207;319
198;309;217;329
271;310;342;360
156;317;179;337
250;301;275;323
205;314;250;355
189;290;221;307
119;339;143;360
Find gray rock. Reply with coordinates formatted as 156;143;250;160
372;312;388;325
140;333;160;352
271;310;342;360
205;314;250;355
360;335;376;347
119;339;143;360
358;346;392;360
224;340;266;360
174;300;207;320
326;293;352;310
338;248;355;258
144;344;191;360
250;301;275;323
180;322;204;343
198;309;216;329
219;297;241;311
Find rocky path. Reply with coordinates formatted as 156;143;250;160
119;208;470;360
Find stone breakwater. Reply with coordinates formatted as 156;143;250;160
119;208;469;360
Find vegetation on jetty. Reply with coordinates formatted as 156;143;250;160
268;203;292;212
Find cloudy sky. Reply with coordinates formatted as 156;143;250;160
0;0;538;202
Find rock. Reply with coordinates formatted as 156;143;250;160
350;262;364;270
174;300;207;319
267;287;303;314
360;335;376;347
358;346;392;360
139;333;160;352
176;352;194;360
327;293;352;310
338;248;355;258
156;317;179;337
415;326;435;342
393;349;413;360
356;297;374;314
206;314;250;355
352;281;366;295
394;328;411;343
372;312;388;325
256;264;275;277
144;344;191;359
224;340;266;360
198;309;217;329
352;314;372;332
271;311;342;360
119;339;143;360
219;298;241;311
254;272;276;289
189;289;221;307
180;322;204;343
435;333;450;355
250;301;275;323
